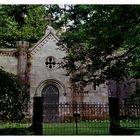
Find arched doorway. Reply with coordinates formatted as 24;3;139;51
42;84;59;122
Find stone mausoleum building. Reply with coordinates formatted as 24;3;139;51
0;24;135;121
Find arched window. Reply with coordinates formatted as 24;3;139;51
42;84;59;95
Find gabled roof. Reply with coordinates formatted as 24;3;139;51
29;26;60;56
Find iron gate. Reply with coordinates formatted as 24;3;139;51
32;98;140;135
42;102;110;135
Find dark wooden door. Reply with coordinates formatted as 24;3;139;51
42;84;59;123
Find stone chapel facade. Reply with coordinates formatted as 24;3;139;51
0;25;136;119
0;25;108;102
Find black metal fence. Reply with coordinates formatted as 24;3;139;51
119;100;140;128
0;99;140;135
43;102;110;135
42;101;140;135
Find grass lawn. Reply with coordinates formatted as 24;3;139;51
43;121;110;135
43;120;140;135
0;123;32;135
0;120;140;135
0;122;31;128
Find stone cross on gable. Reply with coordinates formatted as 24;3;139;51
45;13;54;26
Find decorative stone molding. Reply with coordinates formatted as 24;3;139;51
30;26;60;56
35;79;66;97
45;26;56;35
16;41;29;49
0;49;17;57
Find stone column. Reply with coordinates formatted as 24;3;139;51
17;41;31;118
17;41;29;86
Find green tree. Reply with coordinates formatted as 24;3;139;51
0;5;47;48
45;4;65;29
58;4;140;130
0;68;29;121
0;4;66;48
59;5;140;91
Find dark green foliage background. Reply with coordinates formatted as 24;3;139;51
0;68;29;121
0;5;65;48
60;5;140;83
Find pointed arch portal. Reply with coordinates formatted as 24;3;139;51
35;79;66;122
42;84;59;123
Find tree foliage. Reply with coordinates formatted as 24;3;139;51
45;4;66;29
0;68;29;121
59;5;140;86
0;4;66;48
0;5;47;48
